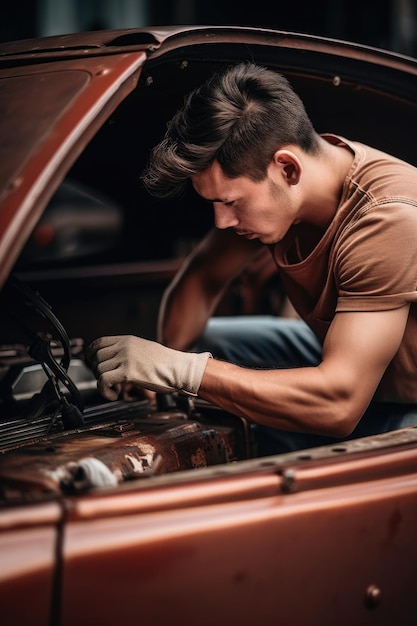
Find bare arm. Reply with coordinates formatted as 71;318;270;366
157;227;263;349
198;305;410;437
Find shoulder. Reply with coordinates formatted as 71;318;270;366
349;142;417;200
323;134;417;197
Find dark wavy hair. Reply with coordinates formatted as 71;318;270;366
141;62;320;198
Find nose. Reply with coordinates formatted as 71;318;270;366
213;203;239;230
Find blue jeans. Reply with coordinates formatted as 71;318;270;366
195;316;417;455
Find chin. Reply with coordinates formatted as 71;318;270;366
260;235;279;245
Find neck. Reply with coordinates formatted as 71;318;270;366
300;136;354;229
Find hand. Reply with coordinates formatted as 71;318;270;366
119;382;157;404
86;335;211;401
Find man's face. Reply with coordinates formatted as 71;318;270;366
192;160;300;245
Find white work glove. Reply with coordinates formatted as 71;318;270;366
86;335;212;401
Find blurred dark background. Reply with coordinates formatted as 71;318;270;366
1;0;416;56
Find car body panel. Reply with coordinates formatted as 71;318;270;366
0;501;62;626
60;440;417;625
0;25;417;625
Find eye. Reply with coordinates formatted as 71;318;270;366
224;200;235;207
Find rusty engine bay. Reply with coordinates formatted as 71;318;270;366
0;276;252;504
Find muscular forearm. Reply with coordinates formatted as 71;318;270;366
198;358;368;438
198;308;410;437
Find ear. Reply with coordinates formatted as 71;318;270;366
271;149;302;185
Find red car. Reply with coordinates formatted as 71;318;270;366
1;25;417;626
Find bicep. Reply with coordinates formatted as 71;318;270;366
320;305;410;411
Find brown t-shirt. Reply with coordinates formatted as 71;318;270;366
270;135;417;402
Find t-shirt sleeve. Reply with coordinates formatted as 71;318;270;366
335;200;417;312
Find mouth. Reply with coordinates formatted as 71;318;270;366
236;230;257;240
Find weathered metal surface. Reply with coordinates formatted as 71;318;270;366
0;408;248;502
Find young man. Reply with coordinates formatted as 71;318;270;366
87;62;417;453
